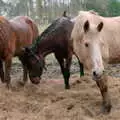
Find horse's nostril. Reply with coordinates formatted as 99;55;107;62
93;71;97;76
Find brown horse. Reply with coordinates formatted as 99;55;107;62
0;16;39;88
19;14;84;89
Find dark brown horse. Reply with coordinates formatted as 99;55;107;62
20;14;84;89
0;16;38;88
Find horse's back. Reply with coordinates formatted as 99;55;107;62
10;16;39;55
10;16;38;40
101;17;120;63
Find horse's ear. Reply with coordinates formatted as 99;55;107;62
97;22;103;32
62;11;67;17
84;20;89;33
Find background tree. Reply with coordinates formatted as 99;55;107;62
1;0;120;24
107;0;120;16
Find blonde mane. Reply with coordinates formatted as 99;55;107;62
78;10;99;16
89;10;99;15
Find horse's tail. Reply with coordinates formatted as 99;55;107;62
73;51;84;77
62;11;67;17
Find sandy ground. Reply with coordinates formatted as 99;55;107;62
0;55;120;120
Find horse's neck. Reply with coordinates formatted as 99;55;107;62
33;39;54;58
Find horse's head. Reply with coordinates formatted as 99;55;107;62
20;47;45;84
72;12;105;80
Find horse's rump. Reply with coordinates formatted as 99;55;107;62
10;16;39;55
0;16;15;60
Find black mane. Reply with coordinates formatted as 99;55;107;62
31;16;71;52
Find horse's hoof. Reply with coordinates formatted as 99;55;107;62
101;103;112;114
65;85;70;89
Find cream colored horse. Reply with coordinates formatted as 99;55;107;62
71;10;120;113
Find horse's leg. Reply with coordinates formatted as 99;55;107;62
22;64;28;85
4;59;12;89
64;56;72;89
74;52;84;76
79;61;84;77
96;76;112;113
55;54;71;89
0;60;5;83
55;56;66;88
19;57;28;86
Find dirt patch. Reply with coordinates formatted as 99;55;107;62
0;55;120;120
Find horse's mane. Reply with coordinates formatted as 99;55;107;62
31;19;59;52
31;17;70;52
89;10;99;15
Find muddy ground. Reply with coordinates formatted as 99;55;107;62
0;54;120;120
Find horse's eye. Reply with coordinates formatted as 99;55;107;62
85;43;89;47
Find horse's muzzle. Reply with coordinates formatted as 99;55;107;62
31;77;41;84
92;70;104;81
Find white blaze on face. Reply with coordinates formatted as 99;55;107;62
71;15;104;77
91;42;104;76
